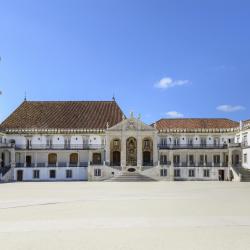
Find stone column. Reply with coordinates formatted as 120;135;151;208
10;148;16;168
24;151;27;167
228;149;232;179
105;134;110;165
121;136;126;170
169;150;174;181
137;135;142;168
153;134;158;166
220;152;223;167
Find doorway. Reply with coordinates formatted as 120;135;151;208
26;155;32;167
17;170;23;181
112;151;121;166
143;151;151;165
218;170;225;181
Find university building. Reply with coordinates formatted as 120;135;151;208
0;99;249;182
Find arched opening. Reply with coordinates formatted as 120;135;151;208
48;153;57;166
142;138;153;166
70;153;78;165
126;137;137;166
26;155;32;167
232;150;241;167
92;153;102;165
143;151;151;165
113;151;121;166
110;139;121;166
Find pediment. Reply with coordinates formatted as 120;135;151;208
108;117;156;132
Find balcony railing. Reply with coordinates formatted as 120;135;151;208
15;144;105;150
160;161;171;165
14;162;88;168
158;144;228;150
90;161;103;166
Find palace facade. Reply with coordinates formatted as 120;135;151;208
0;100;249;182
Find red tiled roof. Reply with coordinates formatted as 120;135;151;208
0;101;124;130
154;118;239;130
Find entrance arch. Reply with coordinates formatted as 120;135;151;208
142;138;153;166
113;151;121;166
126;137;137;166
110;139;121;166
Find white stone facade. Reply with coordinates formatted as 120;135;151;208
1;114;249;182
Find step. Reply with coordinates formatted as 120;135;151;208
106;172;156;182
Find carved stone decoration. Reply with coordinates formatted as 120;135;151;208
126;120;136;131
126;137;137;166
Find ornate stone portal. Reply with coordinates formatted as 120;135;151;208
126;137;137;166
106;114;158;172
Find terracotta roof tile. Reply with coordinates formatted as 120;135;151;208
0;101;124;130
154;118;239;130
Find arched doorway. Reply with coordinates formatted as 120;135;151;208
143;151;151;165
142;138;153;166
232;150;241;167
113;151;121;166
48;153;57;166
110;139;121;166
70;153;78;165
92;153;102;165
126;137;137;166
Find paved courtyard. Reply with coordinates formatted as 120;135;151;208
0;181;250;250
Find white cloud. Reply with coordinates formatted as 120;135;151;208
154;77;189;89
166;111;184;118
216;105;245;113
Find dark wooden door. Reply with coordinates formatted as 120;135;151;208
17;170;23;181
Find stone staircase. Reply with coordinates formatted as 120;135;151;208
237;166;250;182
106;171;156;182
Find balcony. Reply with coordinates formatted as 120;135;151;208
158;144;228;150
90;161;103;166
14;162;88;168
14;143;105;150
160;161;171;166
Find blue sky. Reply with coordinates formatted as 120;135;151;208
0;0;249;124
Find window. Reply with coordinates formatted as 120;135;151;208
94;169;101;177
244;154;248;164
70;153;78;165
144;139;150;148
66;169;72;178
214;138;220;146
161;138;167;145
49;170;56;178
33;170;40;179
203;169;210;177
189;155;194;165
173;155;180;164
26;155;32;167
213;155;220;164
160;169;167;176
200;155;207;164
48;153;57;165
201;138;206;146
188;169;195;177
243;135;248;146
160;155;167;164
174;138;180;145
113;140;119;146
174;169;180;177
188;138;193;146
